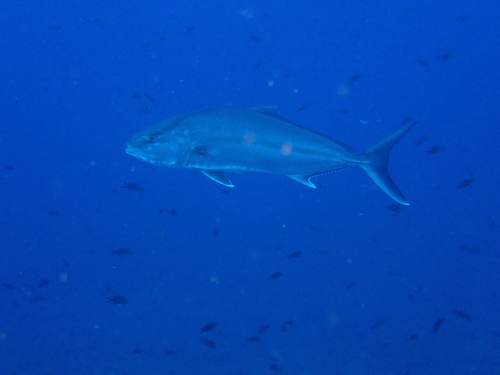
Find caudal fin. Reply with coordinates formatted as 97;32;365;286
361;122;417;205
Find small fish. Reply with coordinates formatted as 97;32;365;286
255;60;262;69
346;281;357;289
270;272;282;279
456;172;475;190
246;336;259;342
159;208;178;216
31;296;45;302
200;321;218;333
426;145;446;155
310;225;321;231
385;203;405;215
338;109;349;115
409;293;415;300
106;295;128;305
490;217;495;230
38;279;50;288
279;324;287;332
433;318;445;333
259;324;270;334
371;236;377;244
132;348;142;354
270;364;282;372
4;165;15;171
371;321;383;329
212;228;218;238
408;334;418;340
438;53;455;61
295;104;309;113
2;283;14;289
460;15;470;22
349;74;362;85
165;350;176;356
282;72;292;78
458;245;481;255
90;17;101;23
416;59;429;67
123;182;145;192
143;92;156;104
249;35;260;42
387;271;403;277
415;134;430;146
285;319;294;325
201;338;216;348
287;251;302;259
48;210;60;216
112;248;134;255
400;117;412;125
453;309;472;321
185;26;194;33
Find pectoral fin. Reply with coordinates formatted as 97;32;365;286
288;174;316;188
202;171;234;187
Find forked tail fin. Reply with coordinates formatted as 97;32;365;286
361;122;417;205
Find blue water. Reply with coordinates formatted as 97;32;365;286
1;1;499;374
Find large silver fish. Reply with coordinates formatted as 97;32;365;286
126;107;416;205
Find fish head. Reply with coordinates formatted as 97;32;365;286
126;120;191;166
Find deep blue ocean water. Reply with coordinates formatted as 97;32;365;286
1;1;499;374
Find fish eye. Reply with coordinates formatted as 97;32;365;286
147;134;158;143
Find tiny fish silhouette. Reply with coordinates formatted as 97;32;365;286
200;321;218;333
349;74;362;85
453;309;472;321
415;134;430;146
371;321;383;329
426;145;446;155
165;350;176;356
270;364;282;372
433;318;445;332
287;251;302;259
38;279;50;288
295;104;309;113
417;59;429;67
270;272;282;279
2;283;14;289
106;296;128;305
113;248;134;255
123;182;145;192
456;172;474;190
246;336;259;342
201;338;216;348
259;324;270;334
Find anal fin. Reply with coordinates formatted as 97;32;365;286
287;174;316;188
202;171;234;187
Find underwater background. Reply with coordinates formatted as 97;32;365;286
1;1;499;374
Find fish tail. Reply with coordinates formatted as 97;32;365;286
360;122;417;205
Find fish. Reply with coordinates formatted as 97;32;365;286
38;279;50;288
2;283;14;289
201;338;216;348
200;321;218;333
106;295;128;305
371;321;383;329
295;104;309;113
426;145;446;155
456;171;475;190
453;309;472;321
258;324;270;334
287;251;302;259
123;182;145;192
433;318;445;333
415;134;430;146
246;336;260;342
349;74;362;85
126;108;416;205
416;59;429;67
270;271;283;279
112;248;134;255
